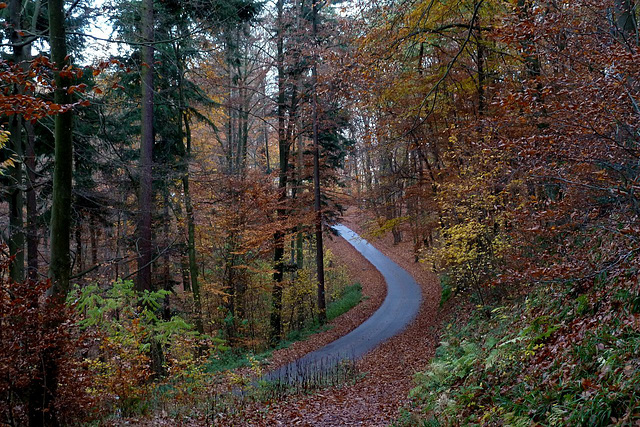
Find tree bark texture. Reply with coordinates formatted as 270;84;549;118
136;0;155;292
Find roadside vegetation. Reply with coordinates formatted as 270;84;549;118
399;271;640;425
0;245;361;424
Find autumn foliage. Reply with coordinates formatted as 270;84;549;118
345;0;640;422
0;247;98;425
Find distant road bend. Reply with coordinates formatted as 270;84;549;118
266;224;422;383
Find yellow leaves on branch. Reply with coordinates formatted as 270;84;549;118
0;130;13;175
422;219;509;294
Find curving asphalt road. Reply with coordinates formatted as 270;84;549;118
266;224;422;383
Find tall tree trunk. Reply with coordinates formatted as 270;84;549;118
8;114;24;282
33;1;73;424
226;31;235;174
162;187;171;320
270;0;289;345
24;121;38;280
176;35;203;331
8;0;24;282
183;172;202;332
115;209;121;279
291;0;304;271
312;0;327;324
295;98;304;271
23;3;39;280
48;0;74;297
136;0;155;292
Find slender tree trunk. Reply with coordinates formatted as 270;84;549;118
23;4;39;280
295;104;304;270
312;0;327;324
184;169;200;303
176;35;203;331
24;121;38;280
136;0;155;292
75;221;83;273
48;0;74;297
183;172;202;332
8;0;25;282
226;31;235;173
162;188;171;320
292;0;305;276
270;0;289;345
264;83;271;172
115;209;121;279
8;114;24;282
90;216;98;266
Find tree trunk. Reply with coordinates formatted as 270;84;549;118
23;6;39;281
136;0;155;292
24;121;38;280
270;0;289;345
184;173;203;333
312;0;327;324
75;221;83;274
8;114;24;282
48;0;74;297
90;216;98;266
32;1;73;423
8;0;25;282
176;35;203;331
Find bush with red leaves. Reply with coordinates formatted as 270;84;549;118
0;248;100;426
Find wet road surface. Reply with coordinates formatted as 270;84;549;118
266;224;422;383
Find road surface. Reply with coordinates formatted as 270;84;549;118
266;224;422;384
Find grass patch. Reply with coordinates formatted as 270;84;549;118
206;348;271;373
328;283;363;321
279;282;363;345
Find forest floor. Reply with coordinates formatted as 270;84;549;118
222;209;443;426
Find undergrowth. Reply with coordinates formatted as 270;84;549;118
399;273;640;426
207;282;363;374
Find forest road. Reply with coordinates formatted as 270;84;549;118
265;224;422;383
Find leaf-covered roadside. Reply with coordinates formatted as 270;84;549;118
401;274;640;426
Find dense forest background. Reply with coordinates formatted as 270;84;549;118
1;0;640;425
